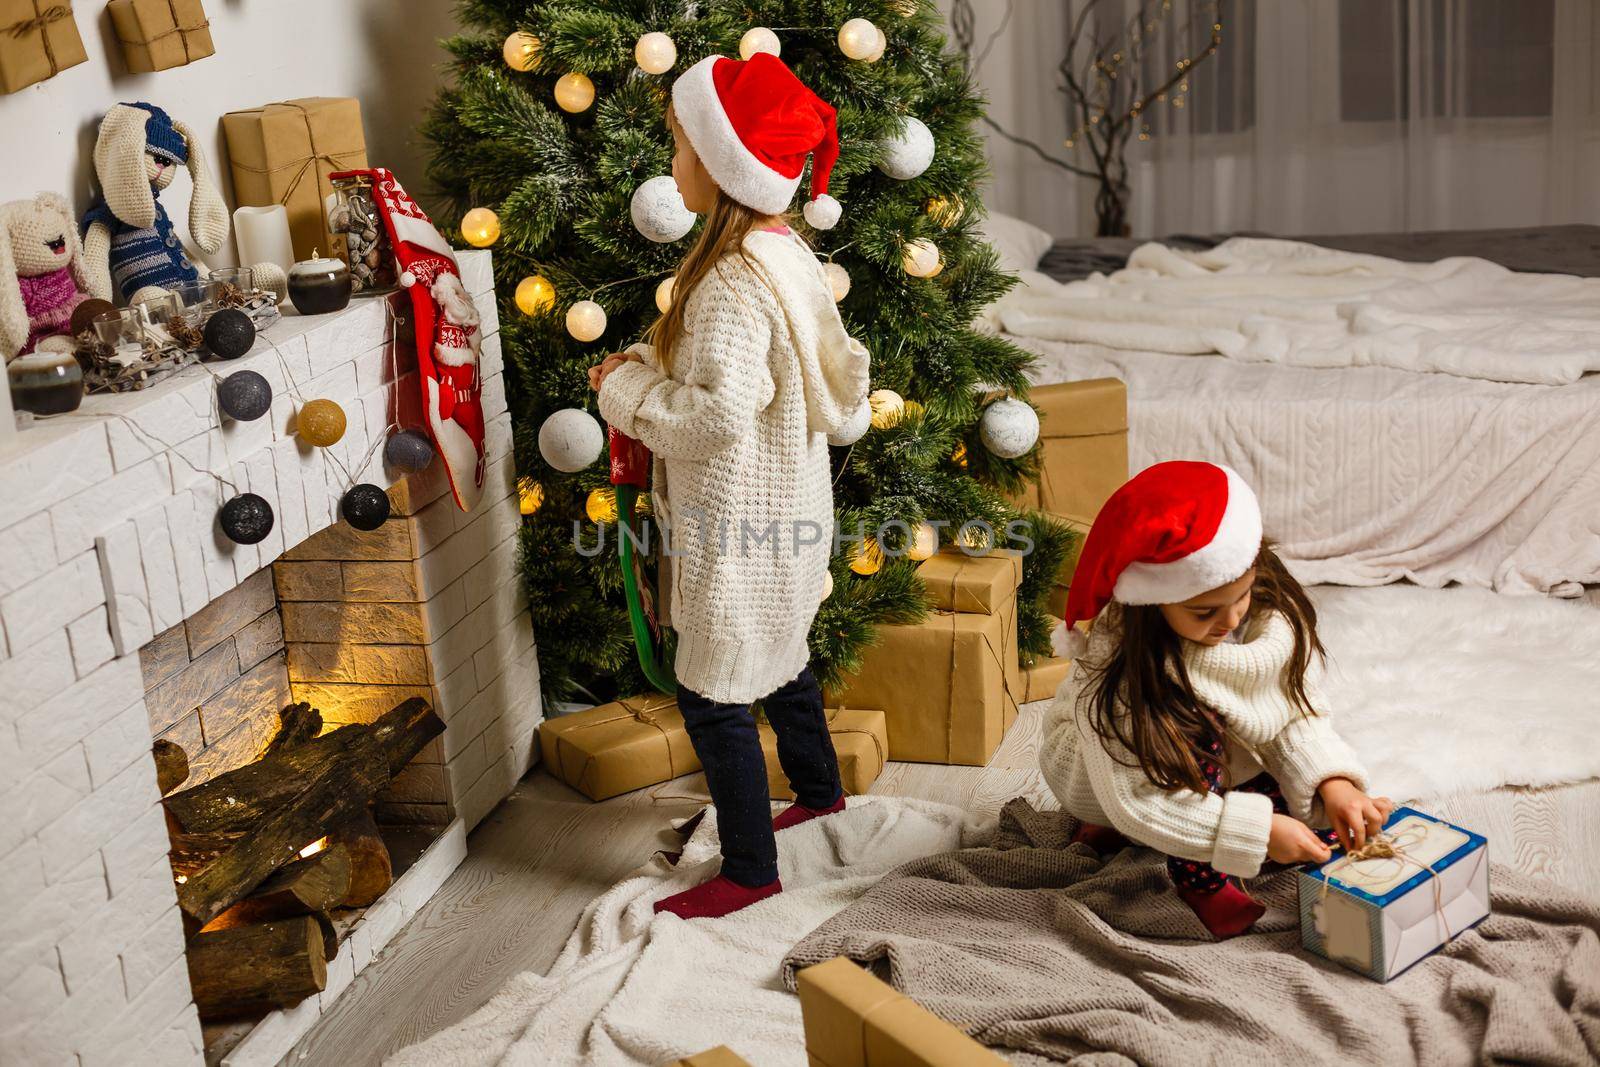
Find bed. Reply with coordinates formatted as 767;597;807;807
1001;224;1600;596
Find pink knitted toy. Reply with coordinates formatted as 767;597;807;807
1;193;104;362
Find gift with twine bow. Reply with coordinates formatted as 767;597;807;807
1003;377;1128;529
829;551;1022;765
107;0;213;74
538;694;700;802
1;0;87;94
759;707;888;802
223;97;369;262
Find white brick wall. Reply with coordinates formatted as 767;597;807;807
0;251;537;1063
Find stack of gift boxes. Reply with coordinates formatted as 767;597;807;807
539;377;1128;798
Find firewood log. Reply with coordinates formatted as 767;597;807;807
330;809;392;907
199;845;353;930
186;915;328;1019
152;739;189;795
261;702;322;756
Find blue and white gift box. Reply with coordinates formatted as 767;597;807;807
1298;806;1489;981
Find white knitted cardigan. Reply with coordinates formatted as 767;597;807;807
598;230;870;704
1039;606;1369;878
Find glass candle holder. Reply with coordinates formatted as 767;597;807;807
93;307;149;364
8;351;85;415
207;266;256;309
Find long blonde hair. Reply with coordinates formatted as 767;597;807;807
649;104;784;375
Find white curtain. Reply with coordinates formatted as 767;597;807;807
1129;0;1600;237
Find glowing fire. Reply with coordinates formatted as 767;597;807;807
299;836;330;860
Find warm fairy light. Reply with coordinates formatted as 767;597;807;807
925;194;964;228
952;442;967;467
907;522;939;561
175;874;188;884
586;488;618;523
515;274;556;316
740;27;781;59
555;72;596;113
460;207;500;248
299;836;329;860
901;238;941;278
822;570;834;599
863;25;887;62
838;18;880;61
635;32;677;74
566;299;607;342
655;275;675;313
503;31;540;72
868;388;904;428
519;478;544;515
823;261;850;302
850;538;884;575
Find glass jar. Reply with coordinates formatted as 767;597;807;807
328;174;397;295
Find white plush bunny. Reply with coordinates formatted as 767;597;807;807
1;193;104;363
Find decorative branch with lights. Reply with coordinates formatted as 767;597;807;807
953;0;1225;236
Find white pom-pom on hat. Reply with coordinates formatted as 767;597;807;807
804;193;842;230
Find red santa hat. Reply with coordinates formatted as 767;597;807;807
671;52;842;229
1063;461;1263;650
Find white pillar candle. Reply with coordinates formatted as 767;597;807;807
233;205;295;272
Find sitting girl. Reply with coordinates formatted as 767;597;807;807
1040;461;1393;937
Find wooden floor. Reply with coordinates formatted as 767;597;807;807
288;698;1600;1065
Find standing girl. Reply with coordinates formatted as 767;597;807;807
591;53;870;920
1040;461;1393;937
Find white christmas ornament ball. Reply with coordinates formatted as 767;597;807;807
827;400;872;446
655;276;675;313
879;116;934;180
739;27;781;59
838;18;880;60
566;299;607;342
979;397;1041;459
802;193;842;231
901;237;941;277
538;408;605;472
634;32;676;74
630;175;696;243
823;261;851;302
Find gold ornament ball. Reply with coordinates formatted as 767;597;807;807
297;399;346;447
864;25;887;62
823;261;851;302
586;488;618;523
515;275;556;316
503;31;540;71
739;27;781;60
460;207;500;248
635;31;677;74
926;194;964;228
902;237;941;277
519;479;544;515
868;388;904;428
554;72;595;113
907;521;939;561
838;18;880;61
655;275;675;313
850;538;884;576
566;299;607;342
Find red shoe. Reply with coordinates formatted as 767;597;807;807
773;794;846;832
1071;822;1130;856
1177;879;1266;938
653;874;782;920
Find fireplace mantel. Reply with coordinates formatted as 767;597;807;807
1;250;542;1065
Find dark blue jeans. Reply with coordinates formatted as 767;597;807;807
676;665;842;887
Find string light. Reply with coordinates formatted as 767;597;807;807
519;479;544;515
655;276;675;313
868;389;904;428
460;207;500;248
901;238;941;278
849;537;884;576
907;522;938;561
634;32;676;75
823;262;850;302
566;299;607;342
503;31;540;72
586;488;618;523
925;194;964;227
554;72;595;113
838;18;880;61
515;275;555;316
740;27;780;59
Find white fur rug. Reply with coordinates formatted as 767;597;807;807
386;798;987;1067
1313;584;1600;801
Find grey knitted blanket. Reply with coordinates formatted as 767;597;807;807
782;799;1600;1066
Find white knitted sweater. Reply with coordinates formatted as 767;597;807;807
1039;606;1369;877
598;230;870;703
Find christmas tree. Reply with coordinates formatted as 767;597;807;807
426;0;1074;707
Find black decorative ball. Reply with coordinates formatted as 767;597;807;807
203;308;256;360
341;483;391;531
219;493;274;545
383;429;435;472
217;370;272;421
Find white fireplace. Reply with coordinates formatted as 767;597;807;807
0;250;541;1065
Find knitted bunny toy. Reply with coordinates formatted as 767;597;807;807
1;193;106;363
81;102;285;307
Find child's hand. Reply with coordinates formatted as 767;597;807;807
1318;777;1394;851
1268;814;1333;865
587;353;631;392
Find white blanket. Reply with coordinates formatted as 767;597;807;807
1000;238;1600;386
386;798;987;1067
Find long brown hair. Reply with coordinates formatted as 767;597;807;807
649;104;786;376
1080;543;1325;795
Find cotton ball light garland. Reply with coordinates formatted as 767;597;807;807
822;570;834;600
341;484;391;531
216;370;271;422
634;31;676;74
925;194;964;228
739;27;780;59
297;399;346;447
630;176;696;243
384;429;435;472
907;521;939;561
979;396;1040;458
864;25;887;62
655;276;675;313
515;274;555;316
538;408;604;472
204;308;256;359
503;31;540;71
838;18;880;61
879;116;934;180
952;441;968;467
901;238;941;278
519;479;544;515
850;537;884;576
554;72;595;113
827;400;871;446
460;208;500;248
586;488;618;523
219;493;274;546
566;299;607;342
868;388;904;428
823;261;850;302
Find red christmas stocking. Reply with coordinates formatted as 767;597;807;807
333;168;486;512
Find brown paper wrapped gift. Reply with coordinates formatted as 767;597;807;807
1007;377;1127;526
916;549;1022;615
538;694;699;801
1;1;87;94
797;957;1007;1067
223;98;369;261
667;1047;751;1067
107;0;213;73
1045;516;1092;618
1021;654;1072;704
829;590;1019;766
759;708;887;801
